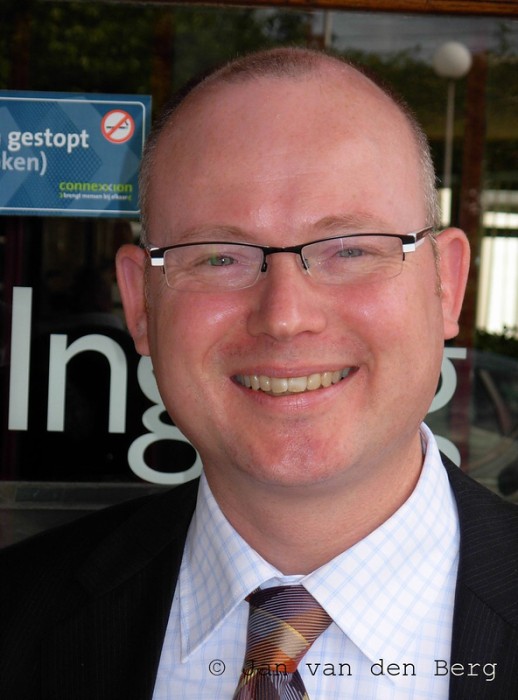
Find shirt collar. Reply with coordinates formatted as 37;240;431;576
177;472;281;659
178;424;459;663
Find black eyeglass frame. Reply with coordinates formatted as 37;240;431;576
146;226;434;274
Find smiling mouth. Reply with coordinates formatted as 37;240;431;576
234;368;355;395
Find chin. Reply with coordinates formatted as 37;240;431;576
240;446;350;489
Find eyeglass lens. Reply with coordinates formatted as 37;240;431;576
161;235;406;291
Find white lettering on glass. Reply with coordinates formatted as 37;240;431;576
47;334;127;433
8;286;32;430
7;286;465;482
428;347;468;466
127;356;202;485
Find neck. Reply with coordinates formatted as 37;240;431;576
205;438;424;574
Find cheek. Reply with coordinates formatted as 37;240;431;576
148;291;247;378
145;300;210;427
342;284;406;338
350;273;444;359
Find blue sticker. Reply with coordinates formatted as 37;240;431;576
0;90;151;218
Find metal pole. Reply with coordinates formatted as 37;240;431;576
442;79;456;226
323;11;333;49
444;79;456;191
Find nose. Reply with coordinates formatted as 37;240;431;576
246;253;328;341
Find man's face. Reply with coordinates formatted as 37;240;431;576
133;72;464;495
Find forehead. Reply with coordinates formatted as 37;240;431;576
146;69;425;240
161;66;413;158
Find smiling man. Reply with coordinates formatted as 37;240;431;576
1;47;518;700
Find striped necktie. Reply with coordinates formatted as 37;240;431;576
233;584;332;699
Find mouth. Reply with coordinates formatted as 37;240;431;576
234;368;355;396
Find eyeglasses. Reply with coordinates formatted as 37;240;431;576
147;227;434;292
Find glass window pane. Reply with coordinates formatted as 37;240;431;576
1;1;517;544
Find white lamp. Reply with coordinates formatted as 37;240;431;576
432;42;472;226
433;41;472;80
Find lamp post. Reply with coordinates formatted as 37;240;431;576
432;41;472;226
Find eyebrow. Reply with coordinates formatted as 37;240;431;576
315;214;394;234
167;214;395;246
170;224;248;245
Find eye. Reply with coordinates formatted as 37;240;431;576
337;247;365;258
187;246;258;272
205;254;236;267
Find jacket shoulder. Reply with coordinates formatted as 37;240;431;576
0;478;199;596
445;458;518;624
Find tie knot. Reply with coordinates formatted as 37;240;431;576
243;584;332;674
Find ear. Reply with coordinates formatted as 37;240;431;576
436;227;471;340
115;243;151;356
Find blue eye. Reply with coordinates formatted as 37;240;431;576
206;254;236;267
338;247;365;258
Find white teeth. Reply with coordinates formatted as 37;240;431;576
259;375;271;392
287;376;307;393
271;377;288;394
307;373;322;391
236;368;352;395
250;375;261;390
322;371;333;387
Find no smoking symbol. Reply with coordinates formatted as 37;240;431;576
101;110;135;144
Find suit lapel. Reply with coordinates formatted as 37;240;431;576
445;459;518;699
42;479;199;700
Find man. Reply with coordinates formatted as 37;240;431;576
1;47;517;700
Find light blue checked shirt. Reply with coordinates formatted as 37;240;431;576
153;424;459;699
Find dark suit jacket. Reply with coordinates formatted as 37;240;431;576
1;459;517;700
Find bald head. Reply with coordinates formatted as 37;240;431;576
139;47;439;241
116;44;470;512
